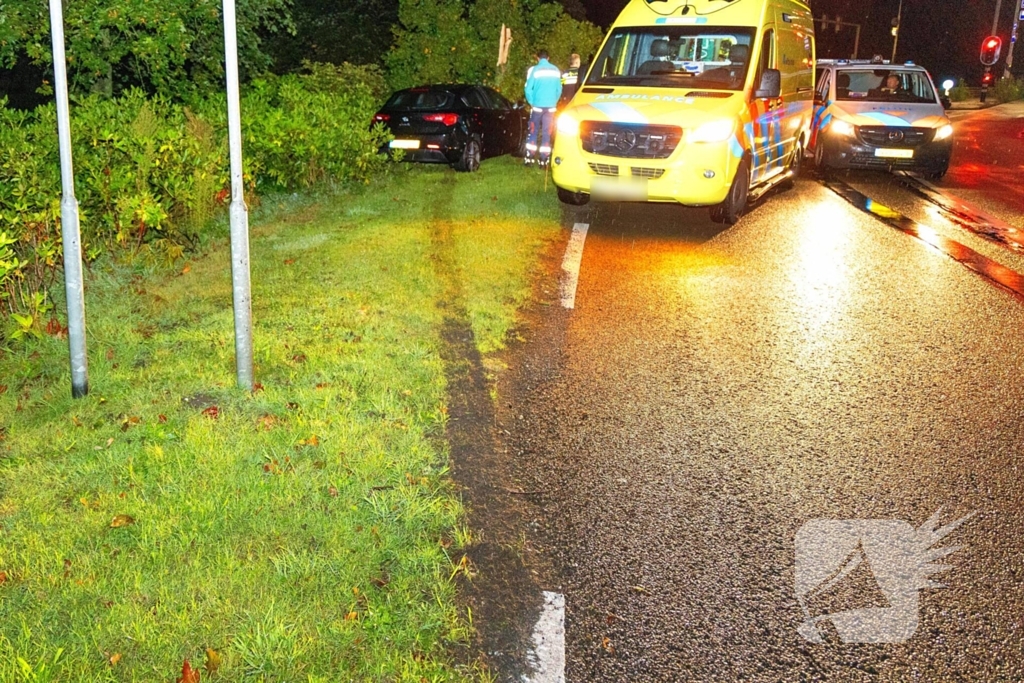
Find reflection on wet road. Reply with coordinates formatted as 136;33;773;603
507;174;1024;681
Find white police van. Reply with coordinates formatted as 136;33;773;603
810;58;953;178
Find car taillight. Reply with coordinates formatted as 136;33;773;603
373;113;390;123
423;113;459;126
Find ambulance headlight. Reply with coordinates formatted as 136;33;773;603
933;124;953;141
557;113;580;136
690;119;735;143
830;120;856;137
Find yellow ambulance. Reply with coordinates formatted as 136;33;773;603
551;0;815;223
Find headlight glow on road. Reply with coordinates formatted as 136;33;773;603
934;124;954;141
557;113;580;136
690;119;735;143
830;120;856;137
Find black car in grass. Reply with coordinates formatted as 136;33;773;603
372;84;529;172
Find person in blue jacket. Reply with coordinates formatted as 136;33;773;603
524;50;562;167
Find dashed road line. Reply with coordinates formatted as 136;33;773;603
560;223;589;309
823;178;1024;302
525;591;566;683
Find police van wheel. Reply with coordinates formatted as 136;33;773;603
557;187;590;206
710;159;749;225
782;140;803;189
454;138;481;172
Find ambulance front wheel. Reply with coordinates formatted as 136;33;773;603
709;159;750;225
557;187;590;206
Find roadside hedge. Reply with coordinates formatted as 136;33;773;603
0;63;390;339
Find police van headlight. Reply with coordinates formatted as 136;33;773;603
557;113;580;136
830;120;856;137
690;119;735;143
933;124;953;141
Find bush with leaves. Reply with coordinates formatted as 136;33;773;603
0;63;391;340
993;75;1022;103
948;79;971;103
386;0;604;99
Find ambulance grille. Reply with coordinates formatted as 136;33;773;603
588;163;620;176
581;122;682;159
857;126;933;147
631;167;665;179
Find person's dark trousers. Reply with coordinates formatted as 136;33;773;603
526;107;557;164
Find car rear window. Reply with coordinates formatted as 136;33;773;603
385;90;455;110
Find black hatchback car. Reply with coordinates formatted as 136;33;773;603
372;85;529;172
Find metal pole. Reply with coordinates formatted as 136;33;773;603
49;0;88;399
993;0;1005;35
891;0;903;63
222;0;254;391
853;24;861;59
1004;0;1022;77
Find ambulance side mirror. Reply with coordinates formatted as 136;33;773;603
755;69;782;99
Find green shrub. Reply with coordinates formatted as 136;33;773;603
0;66;390;338
993;75;1023;103
949;79;971;102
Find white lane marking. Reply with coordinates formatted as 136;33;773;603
524;591;566;683
560;223;589;309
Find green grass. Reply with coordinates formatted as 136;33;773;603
0;157;561;682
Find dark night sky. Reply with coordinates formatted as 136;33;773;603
582;0;1024;84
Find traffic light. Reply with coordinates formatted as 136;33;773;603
982;71;995;86
980;36;1002;66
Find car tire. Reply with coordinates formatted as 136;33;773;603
813;140;833;177
557;187;590;206
781;139;803;189
709;158;750;225
454;137;481;172
927;163;949;180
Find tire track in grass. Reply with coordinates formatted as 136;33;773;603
426;174;547;681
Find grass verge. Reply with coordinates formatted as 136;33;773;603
0;157;561;681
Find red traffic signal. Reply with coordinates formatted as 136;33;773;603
982;71;995;85
980;35;1002;66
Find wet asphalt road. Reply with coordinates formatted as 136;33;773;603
506;171;1024;680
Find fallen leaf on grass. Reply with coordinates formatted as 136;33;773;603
291;353;307;363
177;658;200;683
345;611;358;621
601;636;615;654
158;414;168;423
0;385;7;394
328;486;339;497
204;648;221;674
256;414;277;431
315;382;330;390
45;318;68;339
109;652;121;666
120;415;141;432
202;406;220;419
252;382;264;393
181;264;192;275
297;434;319;447
110;514;135;528
0;571;7;584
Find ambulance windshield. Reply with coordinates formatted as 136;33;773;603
588;27;756;91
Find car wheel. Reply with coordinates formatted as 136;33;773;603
813;140;833;177
557;187;590;206
781;139;803;189
709;158;750;225
454;137;481;172
927;163;949;180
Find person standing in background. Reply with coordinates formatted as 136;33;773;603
524;50;562;167
559;53;583;108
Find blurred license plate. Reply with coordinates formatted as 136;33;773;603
592;177;648;201
874;148;913;159
389;139;420;150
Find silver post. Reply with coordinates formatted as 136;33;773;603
1004;0;1022;77
853;24;861;59
49;0;88;398
993;0;1005;35
222;0;254;391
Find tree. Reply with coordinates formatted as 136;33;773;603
386;0;603;97
0;0;293;100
